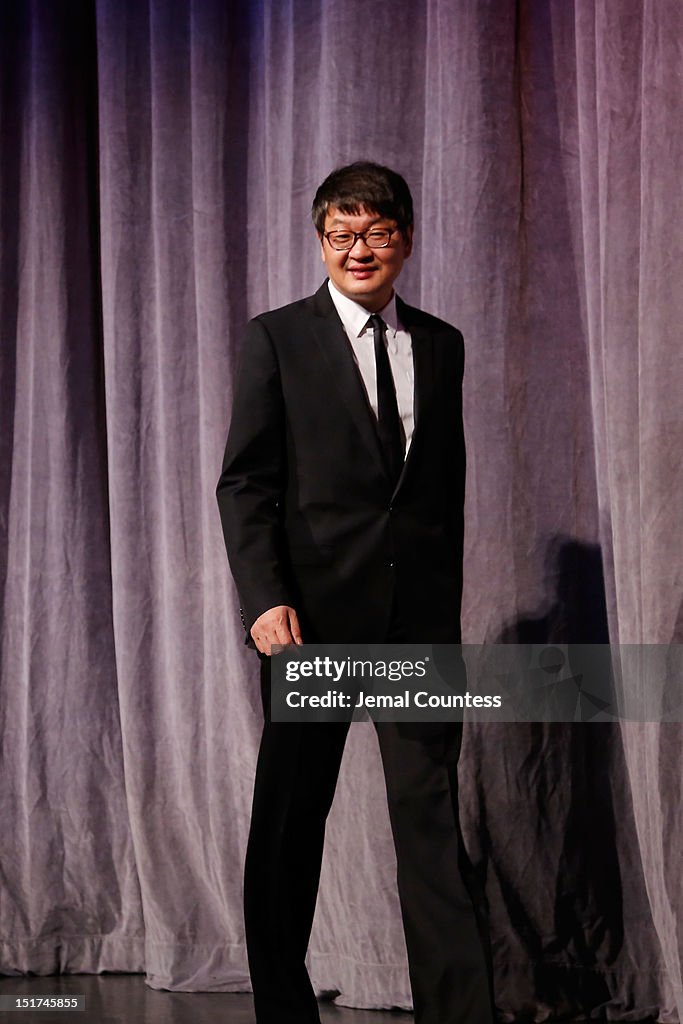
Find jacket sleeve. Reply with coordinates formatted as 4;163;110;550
216;317;293;636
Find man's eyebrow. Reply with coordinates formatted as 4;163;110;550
327;215;387;227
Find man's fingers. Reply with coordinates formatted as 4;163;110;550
251;630;269;655
273;619;295;650
250;605;301;656
288;608;303;645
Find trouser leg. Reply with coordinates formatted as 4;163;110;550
244;658;350;1024
374;720;496;1024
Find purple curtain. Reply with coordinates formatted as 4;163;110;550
1;1;681;1019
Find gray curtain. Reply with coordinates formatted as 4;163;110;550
1;1;681;1019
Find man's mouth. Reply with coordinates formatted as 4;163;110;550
347;267;377;278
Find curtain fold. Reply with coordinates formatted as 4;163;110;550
572;1;683;1018
1;1;681;1019
0;0;144;975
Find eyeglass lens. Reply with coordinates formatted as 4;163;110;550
327;229;392;250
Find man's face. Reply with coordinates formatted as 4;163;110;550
319;205;413;312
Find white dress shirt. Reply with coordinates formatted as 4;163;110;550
327;279;415;453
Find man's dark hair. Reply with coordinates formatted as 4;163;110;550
312;161;414;236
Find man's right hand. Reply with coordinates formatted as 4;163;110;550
250;605;303;656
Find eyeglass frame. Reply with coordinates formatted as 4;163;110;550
322;227;398;251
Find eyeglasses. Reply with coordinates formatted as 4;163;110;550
323;228;396;251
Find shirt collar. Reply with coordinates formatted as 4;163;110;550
327;279;401;339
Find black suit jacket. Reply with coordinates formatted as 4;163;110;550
216;281;466;644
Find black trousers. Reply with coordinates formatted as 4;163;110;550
244;656;495;1024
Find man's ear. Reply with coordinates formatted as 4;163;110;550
403;226;414;258
318;234;326;262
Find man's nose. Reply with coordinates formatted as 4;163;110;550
348;235;373;258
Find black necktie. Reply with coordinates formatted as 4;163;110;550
368;314;405;482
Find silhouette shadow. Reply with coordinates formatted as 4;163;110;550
499;536;609;646
493;537;624;1008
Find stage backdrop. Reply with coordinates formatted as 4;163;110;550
1;1;682;1020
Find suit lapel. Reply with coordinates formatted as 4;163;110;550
397;298;435;483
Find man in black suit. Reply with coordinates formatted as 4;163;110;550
216;162;494;1024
